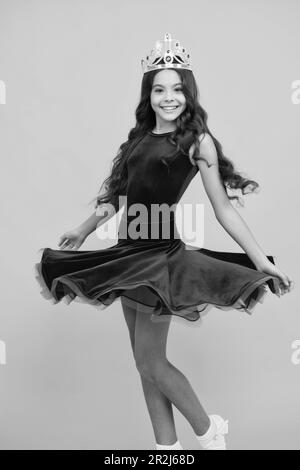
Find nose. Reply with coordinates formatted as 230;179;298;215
162;92;176;105
165;90;175;100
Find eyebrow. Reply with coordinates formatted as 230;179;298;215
152;83;182;88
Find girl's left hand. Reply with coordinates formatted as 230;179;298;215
256;261;294;296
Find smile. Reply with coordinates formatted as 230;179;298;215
160;106;179;112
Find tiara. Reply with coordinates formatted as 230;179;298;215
141;32;192;74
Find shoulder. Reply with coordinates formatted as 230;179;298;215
189;134;230;213
188;133;218;167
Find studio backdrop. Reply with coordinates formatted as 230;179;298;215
0;0;299;450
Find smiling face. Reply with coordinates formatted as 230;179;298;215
150;69;186;132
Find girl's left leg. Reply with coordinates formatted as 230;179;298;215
134;305;211;444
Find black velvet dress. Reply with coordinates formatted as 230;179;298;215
35;130;279;323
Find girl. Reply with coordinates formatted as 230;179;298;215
35;33;293;450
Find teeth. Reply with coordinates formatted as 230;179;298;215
162;106;178;110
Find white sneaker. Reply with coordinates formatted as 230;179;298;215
202;415;229;450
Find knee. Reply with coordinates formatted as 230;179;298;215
135;357;168;384
135;359;153;382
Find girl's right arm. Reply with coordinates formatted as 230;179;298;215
78;204;117;238
58;204;118;250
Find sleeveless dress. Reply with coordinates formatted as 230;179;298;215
34;130;280;323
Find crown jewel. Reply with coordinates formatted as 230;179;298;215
141;32;192;74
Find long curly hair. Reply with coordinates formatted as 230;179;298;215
89;68;259;212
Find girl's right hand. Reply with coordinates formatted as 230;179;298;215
58;228;87;251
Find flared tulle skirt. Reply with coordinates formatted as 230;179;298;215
34;218;280;323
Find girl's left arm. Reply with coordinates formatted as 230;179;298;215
193;134;293;294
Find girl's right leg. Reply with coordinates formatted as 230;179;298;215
120;296;178;445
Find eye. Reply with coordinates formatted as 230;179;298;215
154;88;183;93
